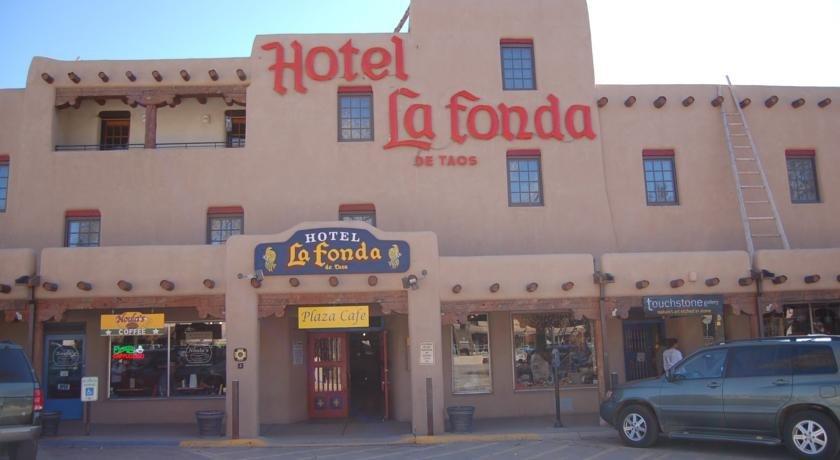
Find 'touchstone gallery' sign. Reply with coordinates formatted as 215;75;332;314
255;228;410;275
643;295;724;318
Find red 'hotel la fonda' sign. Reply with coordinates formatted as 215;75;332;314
260;36;596;165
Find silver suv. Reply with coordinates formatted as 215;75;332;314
600;336;840;459
0;341;41;460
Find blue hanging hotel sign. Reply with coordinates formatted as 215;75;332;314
255;228;410;275
643;295;724;317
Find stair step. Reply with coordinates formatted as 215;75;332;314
738;171;761;175
752;233;781;238
748;217;775;221
736;157;757;161
733;146;751;149
745;200;770;204
740;185;764;189
728;122;744;126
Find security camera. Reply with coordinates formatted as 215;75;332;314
255;270;265;282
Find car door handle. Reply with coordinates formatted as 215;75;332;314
772;379;789;386
706;382;720;389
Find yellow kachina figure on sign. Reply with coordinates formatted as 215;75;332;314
263;246;277;272
388;244;402;269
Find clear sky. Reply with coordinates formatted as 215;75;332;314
0;0;837;89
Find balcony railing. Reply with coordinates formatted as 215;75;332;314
55;141;245;151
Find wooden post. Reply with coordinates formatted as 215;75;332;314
144;104;157;149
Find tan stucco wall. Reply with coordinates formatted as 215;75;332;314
0;249;35;298
0;90;23;154
0;322;29;349
757;248;840;294
442;311;599;418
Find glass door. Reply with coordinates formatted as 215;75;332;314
43;334;85;419
308;333;348;419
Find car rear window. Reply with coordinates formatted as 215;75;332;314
794;345;838;375
0;348;34;383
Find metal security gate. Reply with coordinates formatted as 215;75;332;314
623;321;663;381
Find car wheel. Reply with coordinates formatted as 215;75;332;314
618;405;659;448
9;440;37;460
784;410;840;459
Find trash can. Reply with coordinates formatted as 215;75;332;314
195;410;224;437
40;410;61;437
446;406;475;433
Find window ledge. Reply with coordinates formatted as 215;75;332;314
105;395;225;402
513;384;599;393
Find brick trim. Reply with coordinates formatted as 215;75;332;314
500;38;534;45
338;85;373;94
506;149;541;158
0;154;9;163
338;203;375;213
785;149;816;157
207;206;244;215
642;149;675;158
65;209;101;218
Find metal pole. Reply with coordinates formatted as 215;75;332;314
232;380;240;439
425;377;434;435
84;401;91;436
553;366;563;428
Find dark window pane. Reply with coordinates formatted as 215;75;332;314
643;157;678;205
501;45;536;90
787;157;819;203
452;314;491;393
794;345;838;375
726;346;791;378
507;157;542;206
207;215;243;244
672;349;727;380
0;348;34;383
66;218;101;248
338;94;373;141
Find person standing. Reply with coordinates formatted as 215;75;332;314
662;338;683;372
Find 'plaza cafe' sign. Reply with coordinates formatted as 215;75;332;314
255;228;410;275
260;36;597;166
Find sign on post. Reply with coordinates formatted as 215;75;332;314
419;342;434;365
81;376;98;402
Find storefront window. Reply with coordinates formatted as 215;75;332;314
451;314;491;394
108;321;225;398
512;312;596;390
764;303;840;336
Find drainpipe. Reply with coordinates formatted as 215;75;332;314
754;270;766;338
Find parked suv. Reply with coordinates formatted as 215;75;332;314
0;341;41;460
600;336;840;459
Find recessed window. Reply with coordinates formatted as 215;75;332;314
786;150;819;203
507;151;543;206
451;314;492;394
500;39;536;90
99;111;131;151
207;207;244;244
338;87;373;142
643;150;679;205
512;312;596;389
338;203;376;227
225;110;246;148
65;210;101;247
0;155;8;212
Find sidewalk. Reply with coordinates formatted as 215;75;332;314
38;415;615;449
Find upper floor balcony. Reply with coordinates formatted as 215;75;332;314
53;84;246;151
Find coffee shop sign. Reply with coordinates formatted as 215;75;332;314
260;36;596;158
256;228;410;275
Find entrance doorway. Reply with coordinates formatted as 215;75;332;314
307;330;389;420
43;334;85;419
623;320;664;381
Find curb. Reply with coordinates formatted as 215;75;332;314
415;433;542;444
180;438;267;448
41;438;182;448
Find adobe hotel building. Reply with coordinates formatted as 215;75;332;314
1;0;839;437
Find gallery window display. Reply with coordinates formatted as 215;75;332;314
512;312;596;390
451;314;491;394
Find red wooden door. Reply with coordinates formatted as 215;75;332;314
380;330;390;420
308;333;349;419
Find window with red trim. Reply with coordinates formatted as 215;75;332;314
500;39;535;91
0;155;8;212
65;210;101;247
786;150;819;203
207;206;244;244
338;203;376;226
338;87;373;142
643;150;678;205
